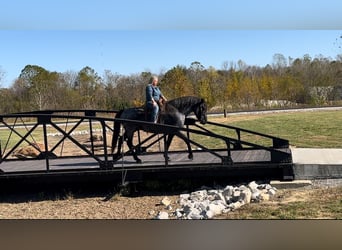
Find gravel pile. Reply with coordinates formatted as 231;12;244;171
155;181;277;219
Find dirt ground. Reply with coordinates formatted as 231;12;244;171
0;184;340;219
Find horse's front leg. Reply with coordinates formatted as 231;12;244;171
164;134;173;161
166;132;193;160
176;131;193;160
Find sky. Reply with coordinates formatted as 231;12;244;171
1;0;342;87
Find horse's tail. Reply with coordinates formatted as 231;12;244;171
111;109;124;154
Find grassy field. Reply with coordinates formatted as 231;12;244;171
205;109;342;148
218;186;342;219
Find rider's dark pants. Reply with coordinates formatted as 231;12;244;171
146;102;159;122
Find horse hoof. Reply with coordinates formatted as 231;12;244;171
112;154;120;161
136;159;142;164
188;154;193;160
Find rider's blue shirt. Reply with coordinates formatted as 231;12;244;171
146;84;163;103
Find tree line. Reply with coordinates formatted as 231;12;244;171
0;53;342;114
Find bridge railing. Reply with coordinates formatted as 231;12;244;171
0;110;292;174
205;120;290;148
189;119;292;163
0;111;119;170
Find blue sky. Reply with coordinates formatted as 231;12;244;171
1;0;342;87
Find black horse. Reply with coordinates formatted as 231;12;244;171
111;96;207;163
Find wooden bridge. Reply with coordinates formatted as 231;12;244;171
0;110;294;189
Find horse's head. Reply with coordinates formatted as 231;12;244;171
193;98;207;124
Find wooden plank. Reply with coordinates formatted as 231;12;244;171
231;150;271;163
0;149;283;174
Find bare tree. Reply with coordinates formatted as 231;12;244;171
61;70;78;88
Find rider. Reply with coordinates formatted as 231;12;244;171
145;75;167;123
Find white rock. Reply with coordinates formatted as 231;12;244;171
182;205;193;214
207;203;225;216
232;190;241;202
179;193;190;200
222;186;234;197
267;188;277;196
161;196;171;206
260;193;270;201
194;201;209;211
240;189;252;204
205;210;215;219
175;211;184;218
207;189;218;195
222;208;231;214
251;191;261;202
217;193;227;204
179;197;191;206
188;213;203;220
258;184;272;190
186;208;202;219
156;211;169;219
190;190;207;201
228;201;244;210
248;181;259;191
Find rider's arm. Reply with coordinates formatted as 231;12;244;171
159;90;167;102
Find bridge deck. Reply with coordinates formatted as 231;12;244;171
0;149;293;186
0;149;278;172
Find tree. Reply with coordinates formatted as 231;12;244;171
103;70;122;109
237;75;260;108
10;77;31;112
0;88;16;114
61;70;78;89
75;66;103;109
225;69;243;108
200;66;220;107
18;65;59;110
258;73;274;100
162;65;193;99
188;61;205;96
272;53;287;71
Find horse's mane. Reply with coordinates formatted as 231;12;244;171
168;96;203;116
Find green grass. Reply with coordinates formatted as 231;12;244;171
219;186;342;219
204;110;342;148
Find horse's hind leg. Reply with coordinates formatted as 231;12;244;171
113;135;122;160
112;132;125;161
126;135;142;164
